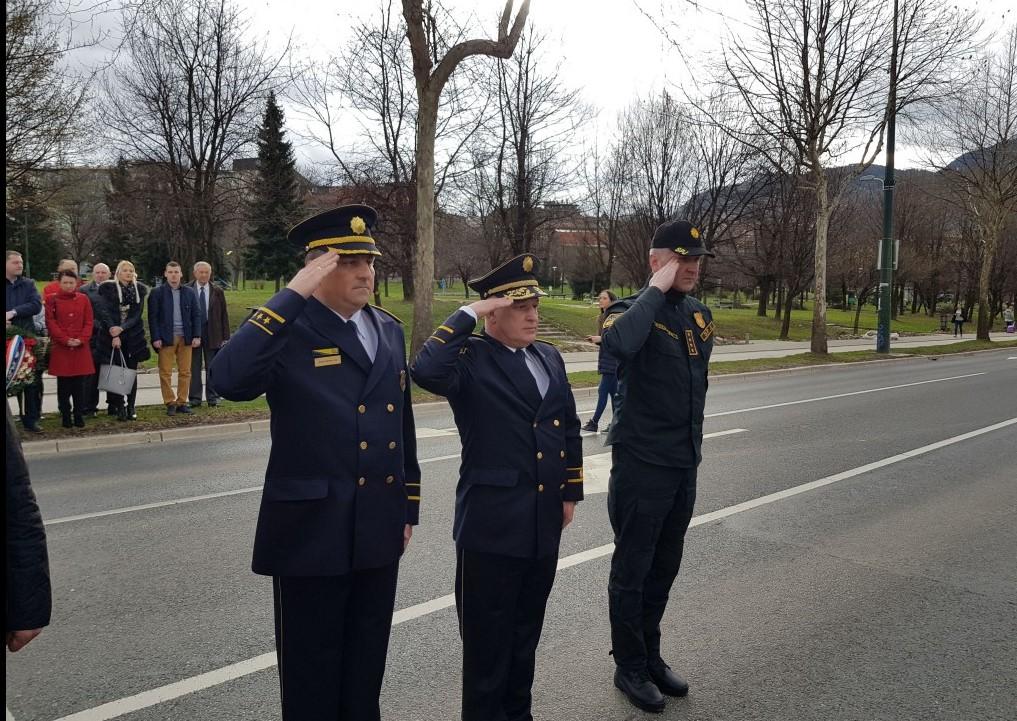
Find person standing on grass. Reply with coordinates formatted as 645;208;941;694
953;306;965;337
1003;303;1014;332
5;250;43;433
187;261;230;408
95;261;150;421
583;289;619;433
45;270;95;428
81;263;111;417
148;261;201;416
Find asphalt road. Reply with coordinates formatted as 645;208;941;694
6;349;1016;721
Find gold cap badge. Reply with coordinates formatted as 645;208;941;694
523;256;534;272
350;216;367;235
690;227;700;239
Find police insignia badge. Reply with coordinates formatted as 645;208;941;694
700;321;715;342
684;330;699;356
400;369;407;391
523;256;534;272
675;247;688;255
694;312;706;328
313;347;342;367
690;227;700;239
350;216;367;235
602;312;622;329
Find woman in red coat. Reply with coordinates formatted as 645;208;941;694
45;270;95;427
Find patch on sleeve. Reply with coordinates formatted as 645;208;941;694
602;312;623;329
246;306;286;336
700;320;715;342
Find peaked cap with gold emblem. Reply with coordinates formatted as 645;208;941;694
289;204;381;256
468;253;548;300
651;219;715;258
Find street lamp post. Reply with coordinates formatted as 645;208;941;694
875;0;900;354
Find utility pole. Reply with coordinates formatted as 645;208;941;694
877;0;900;354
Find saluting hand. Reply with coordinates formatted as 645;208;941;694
649;257;681;293
287;250;342;299
467;295;514;318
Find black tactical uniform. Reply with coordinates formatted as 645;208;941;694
601;219;716;711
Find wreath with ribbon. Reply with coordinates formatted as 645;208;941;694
6;326;50;397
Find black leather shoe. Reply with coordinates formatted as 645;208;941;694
207;399;220;407
176;404;193;415
614;668;665;713
581;420;598;433
189;400;202;408
166;404;177;416
23;422;43;433
649;662;689;697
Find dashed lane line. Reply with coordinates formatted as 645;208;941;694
47;417;1015;721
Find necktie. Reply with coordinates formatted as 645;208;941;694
346;319;371;364
510;348;542;408
198;286;208;323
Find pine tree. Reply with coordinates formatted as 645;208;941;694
246;91;304;290
5;180;61;279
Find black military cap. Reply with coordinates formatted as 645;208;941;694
651;219;715;258
468;254;549;300
288;204;381;256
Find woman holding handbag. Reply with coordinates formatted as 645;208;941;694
95;261;150;421
45;270;95;428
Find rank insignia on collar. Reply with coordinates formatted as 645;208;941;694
694;312;706;329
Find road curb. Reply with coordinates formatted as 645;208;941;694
18;347;1008;457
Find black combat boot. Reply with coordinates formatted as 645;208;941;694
614;668;665;713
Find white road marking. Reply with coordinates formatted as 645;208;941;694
706;373;984;418
582;429;749;495
50;417;1014;721
45;452;464;526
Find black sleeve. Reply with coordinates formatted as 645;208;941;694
5;406;52;633
600;288;666;361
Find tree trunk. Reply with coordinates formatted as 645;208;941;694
775;281;784;319
853;290;867;334
975;221;1000;341
411;94;439;356
811;172;830;354
780;292;793;339
757;276;771;317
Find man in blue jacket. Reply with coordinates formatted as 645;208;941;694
148;261;201;415
412;254;584;721
5;250;44;432
210;205;420;721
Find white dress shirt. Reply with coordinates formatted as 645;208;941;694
331;306;378;362
460;305;548;397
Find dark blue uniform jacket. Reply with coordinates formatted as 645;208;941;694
601;287;715;468
411;309;583;559
210;289;421;576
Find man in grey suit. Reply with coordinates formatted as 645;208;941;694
188;261;230;407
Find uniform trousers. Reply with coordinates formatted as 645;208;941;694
455;548;558;721
273;561;399;721
188;341;220;404
607;444;697;672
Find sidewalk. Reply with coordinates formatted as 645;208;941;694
38;332;1011;412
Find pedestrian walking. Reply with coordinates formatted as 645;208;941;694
210;205;421;721
6;251;44;432
148;261;201;416
411;253;584;721
953;306;965;337
583;289;619;433
80;263;112;416
601;219;716;713
1003;303;1014;333
95;261;150;421
187;261;230;407
45;270;95;428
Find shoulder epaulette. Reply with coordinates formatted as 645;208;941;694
370;304;403;323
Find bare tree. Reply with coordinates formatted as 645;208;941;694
103;0;284;271
403;0;530;354
926;26;1017;339
290;0;486;300
45;167;110;264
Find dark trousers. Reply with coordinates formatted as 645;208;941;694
56;376;86;418
591;372;618;425
19;377;43;425
273;562;399;721
83;370;100;413
607;445;697;671
189;342;220;404
105;357;139;411
455;548;558;721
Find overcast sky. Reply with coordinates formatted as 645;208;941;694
70;0;1016;170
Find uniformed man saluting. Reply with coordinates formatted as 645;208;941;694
601;220;715;713
411;254;583;721
210;205;421;721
